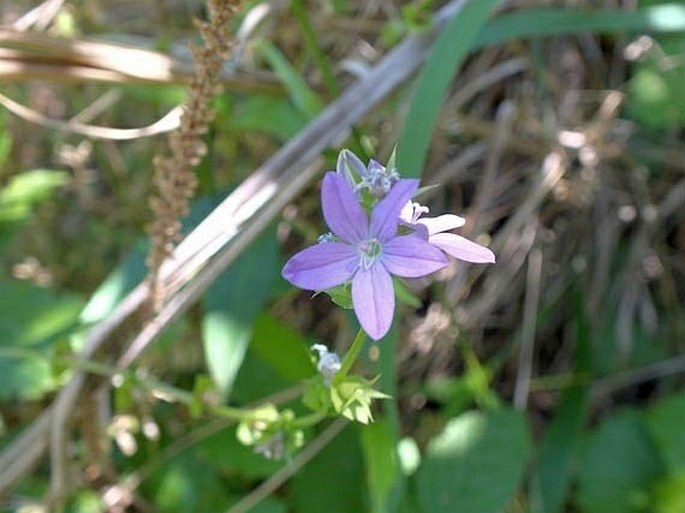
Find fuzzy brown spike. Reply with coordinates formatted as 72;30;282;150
146;0;243;312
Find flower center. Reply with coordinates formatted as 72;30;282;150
358;238;382;269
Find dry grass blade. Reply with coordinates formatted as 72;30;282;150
0;91;182;140
0;28;280;92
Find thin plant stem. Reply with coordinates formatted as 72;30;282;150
292;411;327;429
336;327;367;380
290;0;339;97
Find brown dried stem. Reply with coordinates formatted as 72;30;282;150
146;0;242;312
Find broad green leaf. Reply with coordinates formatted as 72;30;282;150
250;313;314;381
0;169;69;224
576;409;663;513
197;425;285;480
415;407;530;513
232;346;293;404
645;391;685;475
79;240;147;326
203;312;252;398
152;454;232;513
396;0;498;177
202;226;280;398
290;424;367;513
0;279;83;399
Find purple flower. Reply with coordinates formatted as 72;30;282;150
400;202;496;264
282;172;447;340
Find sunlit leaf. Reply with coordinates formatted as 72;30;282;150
0;279;82;399
576;409;663;513
202;226;280;398
415;408;530;513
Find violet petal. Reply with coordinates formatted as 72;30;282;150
382;235;448;277
370;179;419;241
282;242;358;290
321;172;368;243
351;263;394;340
430;233;496;263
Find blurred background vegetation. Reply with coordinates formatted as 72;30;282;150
1;0;685;512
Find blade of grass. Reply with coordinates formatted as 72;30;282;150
397;0;498;178
473;4;685;51
258;40;324;119
530;289;592;513
290;0;340;97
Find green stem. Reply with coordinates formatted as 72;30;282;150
336;327;367;380
209;404;253;420
290;0;339;97
292;411;327;429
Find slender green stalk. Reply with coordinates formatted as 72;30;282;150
336;327;367;380
290;0;340;97
292;411;327;429
289;0;368;157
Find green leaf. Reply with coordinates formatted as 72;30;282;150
197;425;285;480
0;279;83;399
394;279;421;308
250;313;314;381
531;300;591;513
397;0;498;177
324;283;354;309
576;409;663;513
202;313;252;398
361;419;402;513
290;424;367;513
415;407;530;513
152;454;232;513
79;240;147;326
473;4;685;51
0;169;69;224
202;226;280;398
653;474;685;513
532;385;589;513
232;346;293;404
645;391;685;475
